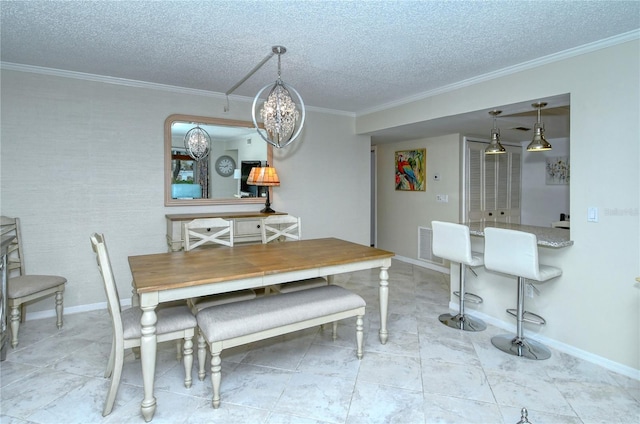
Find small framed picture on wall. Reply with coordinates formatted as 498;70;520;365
546;156;570;185
395;149;426;191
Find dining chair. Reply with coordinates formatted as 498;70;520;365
90;233;197;416
260;215;328;294
0;216;66;348
183;218;256;311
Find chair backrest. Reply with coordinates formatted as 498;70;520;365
261;215;301;244
90;233;124;339
1;215;25;277
483;227;541;280
431;221;475;265
183;218;234;251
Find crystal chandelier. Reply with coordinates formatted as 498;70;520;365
485;110;506;154
252;46;305;149
183;125;211;161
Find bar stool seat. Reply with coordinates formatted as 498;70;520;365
483;227;562;360
431;221;486;332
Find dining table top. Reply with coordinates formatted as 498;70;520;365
128;237;395;294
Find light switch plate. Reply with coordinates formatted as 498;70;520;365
588;207;598;222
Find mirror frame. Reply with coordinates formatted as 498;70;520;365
164;114;273;206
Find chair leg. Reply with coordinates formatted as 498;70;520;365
176;340;182;361
182;334;193;388
210;347;222;409
197;332;207;381
10;306;20;348
491;276;551;360
103;345;124;416
104;336;116;378
439;263;486;332
356;315;364;359
55;290;64;329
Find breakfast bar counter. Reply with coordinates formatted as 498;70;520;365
465;221;573;248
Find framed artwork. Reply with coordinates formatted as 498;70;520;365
395;149;426;191
546;156;570;185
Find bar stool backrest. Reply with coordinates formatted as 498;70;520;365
484;227;541;280
431;221;478;266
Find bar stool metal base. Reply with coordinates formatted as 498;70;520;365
491;334;551;360
439;313;486;332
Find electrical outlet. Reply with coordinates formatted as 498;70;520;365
436;194;448;203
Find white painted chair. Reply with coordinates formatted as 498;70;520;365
431;221;486;331
183;217;234;250
483;227;562;360
183;218;256;311
90;233;196;416
260;215;328;294
0;216;66;348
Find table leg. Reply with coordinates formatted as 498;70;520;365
140;304;157;422
378;264;390;344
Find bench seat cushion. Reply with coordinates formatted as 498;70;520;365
197;285;365;343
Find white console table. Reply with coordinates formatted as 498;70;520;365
166;212;286;251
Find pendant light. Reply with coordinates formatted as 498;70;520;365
252;46;306;149
485;110;506;154
526;102;552;152
183;125;211;161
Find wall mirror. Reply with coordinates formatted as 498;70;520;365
164;114;272;206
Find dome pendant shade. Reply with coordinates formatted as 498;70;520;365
526;102;552;152
183;126;211;161
485;110;506;155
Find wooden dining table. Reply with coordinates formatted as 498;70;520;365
128;237;394;421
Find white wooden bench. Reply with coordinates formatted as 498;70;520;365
196;285;366;408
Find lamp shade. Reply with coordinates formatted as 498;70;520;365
247;167;280;186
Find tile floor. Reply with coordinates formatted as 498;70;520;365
1;260;639;424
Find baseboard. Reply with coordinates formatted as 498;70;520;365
448;300;640;381
394;254;450;274
24;297;131;321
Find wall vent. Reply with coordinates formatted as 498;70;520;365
418;226;444;265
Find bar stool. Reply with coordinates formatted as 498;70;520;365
483;227;562;360
431;221;486;331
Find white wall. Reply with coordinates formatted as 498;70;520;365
366;40;640;373
376;134;461;259
0;70;370;315
521;137;570;227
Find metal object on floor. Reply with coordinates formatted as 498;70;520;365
516;407;532;423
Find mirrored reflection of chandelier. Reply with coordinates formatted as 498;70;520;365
183;125;211;161
485;110;506;155
252;46;306;149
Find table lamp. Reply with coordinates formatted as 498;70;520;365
247;166;280;213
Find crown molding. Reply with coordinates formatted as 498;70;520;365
0;62;354;118
356;29;640;116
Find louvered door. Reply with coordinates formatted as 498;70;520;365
465;141;521;224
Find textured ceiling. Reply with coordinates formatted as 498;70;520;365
1;1;639;142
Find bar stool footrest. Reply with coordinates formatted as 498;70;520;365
454;291;483;304
506;309;546;325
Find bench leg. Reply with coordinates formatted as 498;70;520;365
210;347;222;409
356;315;364;359
332;321;338;341
197;332;207;381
